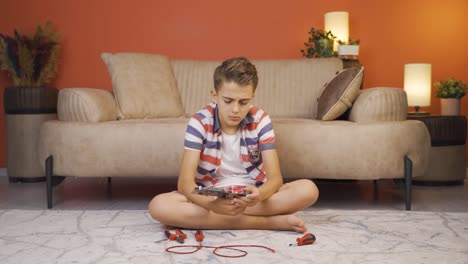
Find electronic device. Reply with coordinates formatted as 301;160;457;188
192;186;251;199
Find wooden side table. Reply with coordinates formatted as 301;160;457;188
4;86;58;183
341;58;361;69
407;115;466;185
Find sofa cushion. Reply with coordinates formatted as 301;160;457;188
38;119;188;177
349;87;408;122
272;118;430;179
58;88;118;122
317;66;364;121
101;53;185;119
172;58;343;118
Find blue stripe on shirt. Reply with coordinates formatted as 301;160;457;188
186;125;204;140
259;142;275;151
205;140;220;149
245;137;258;145
197;166;210;175
195;112;206;120
246;165;255;173
184;140;203;150
258;123;273;138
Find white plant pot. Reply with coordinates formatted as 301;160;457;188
338;45;359;56
440;98;460;116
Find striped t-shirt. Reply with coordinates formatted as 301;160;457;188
184;102;276;187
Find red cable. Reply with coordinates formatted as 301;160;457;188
165;244;275;258
213;245;275;258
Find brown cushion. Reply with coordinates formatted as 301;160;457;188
317;66;364;120
101;53;185;119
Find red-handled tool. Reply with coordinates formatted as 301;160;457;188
289;233;316;246
195;230;204;243
176;229;187;239
165;230;185;244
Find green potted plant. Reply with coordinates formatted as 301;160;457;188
301;27;336;58
0;21;60;182
434;78;467;116
337;39;360;58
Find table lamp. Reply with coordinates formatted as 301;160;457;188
404;63;432;116
324;11;349;52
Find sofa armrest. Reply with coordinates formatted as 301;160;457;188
348;87;408;122
58;88;118;122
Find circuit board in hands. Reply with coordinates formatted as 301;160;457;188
192;186;251;199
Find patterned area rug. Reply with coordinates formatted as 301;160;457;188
0;209;467;264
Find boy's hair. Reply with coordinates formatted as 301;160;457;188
213;57;258;92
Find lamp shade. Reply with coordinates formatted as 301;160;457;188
324;11;349;51
404;63;432;107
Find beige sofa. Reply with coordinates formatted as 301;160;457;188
38;54;430;209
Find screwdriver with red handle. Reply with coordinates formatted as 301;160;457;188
289;233;316;246
195;230;204;243
165;230;185;244
175;229;187;239
194;230;204;249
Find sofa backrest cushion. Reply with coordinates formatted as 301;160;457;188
172;58;342;118
317;66;364;121
171;60;219;117
101;53;185;119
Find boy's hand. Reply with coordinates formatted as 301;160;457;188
239;185;261;207
207;196;246;216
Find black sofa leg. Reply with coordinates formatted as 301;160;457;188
107;177;112;184
46;155;53;209
404;155;412;211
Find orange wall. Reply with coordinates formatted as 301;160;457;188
1;0;468;167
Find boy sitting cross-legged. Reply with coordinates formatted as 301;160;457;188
149;57;319;233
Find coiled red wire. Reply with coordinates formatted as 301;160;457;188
166;244;276;258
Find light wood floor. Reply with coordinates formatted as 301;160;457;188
1;173;466;212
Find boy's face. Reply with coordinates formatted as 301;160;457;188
211;81;255;133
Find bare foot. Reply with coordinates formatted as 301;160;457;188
270;214;307;233
287;214;307;233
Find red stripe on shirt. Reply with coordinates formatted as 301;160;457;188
202;123;214;134
249;106;260;116
200;153;220;166
197;175;217;185
255;168;267;182
259;137;275;145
